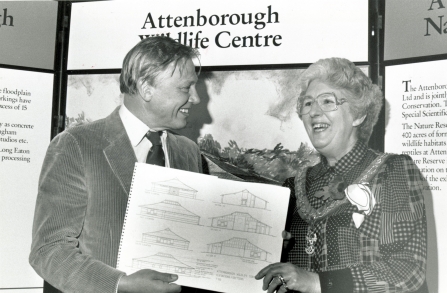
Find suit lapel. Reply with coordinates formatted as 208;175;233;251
166;132;188;171
101;111;194;193
102;108;137;195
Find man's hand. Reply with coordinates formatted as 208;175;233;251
118;269;182;293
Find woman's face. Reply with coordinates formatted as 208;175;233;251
301;80;364;162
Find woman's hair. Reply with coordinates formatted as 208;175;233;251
296;57;383;143
120;36;200;95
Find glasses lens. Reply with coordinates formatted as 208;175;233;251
299;96;313;115
299;93;338;115
317;93;337;112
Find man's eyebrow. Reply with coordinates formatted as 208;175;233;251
187;76;198;83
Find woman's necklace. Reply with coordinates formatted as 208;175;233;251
305;224;318;255
294;167;350;256
294;168;349;224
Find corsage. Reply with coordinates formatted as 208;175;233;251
344;183;375;228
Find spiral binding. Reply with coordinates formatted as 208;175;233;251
116;164;139;268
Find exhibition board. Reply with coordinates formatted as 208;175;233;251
384;60;447;293
0;68;54;288
65;0;369;187
383;1;447;291
65;66;369;185
68;0;368;69
384;0;447;61
0;0;369;290
0;1;58;70
1;0;445;291
0;1;58;290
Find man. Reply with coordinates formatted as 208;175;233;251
30;37;203;293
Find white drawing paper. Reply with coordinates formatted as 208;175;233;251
117;163;290;293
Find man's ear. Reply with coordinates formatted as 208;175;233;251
353;114;366;127
137;79;153;102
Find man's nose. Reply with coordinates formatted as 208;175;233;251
189;86;200;105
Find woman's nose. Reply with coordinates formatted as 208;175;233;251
308;100;322;117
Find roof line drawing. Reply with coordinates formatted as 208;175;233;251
210;211;272;235
145;177;198;199
139;228;190;250
220;189;269;210
139;200;200;225
207;237;270;261
132;252;194;276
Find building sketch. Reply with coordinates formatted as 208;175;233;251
210;212;271;235
132;252;194;275
220;189;268;209
139;200;200;224
147;178;198;199
207;237;270;261
140;228;190;250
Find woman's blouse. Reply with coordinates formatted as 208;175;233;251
283;141;427;293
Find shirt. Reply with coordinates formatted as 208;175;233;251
119;104;170;167
284;141;427;293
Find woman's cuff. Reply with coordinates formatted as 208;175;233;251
318;268;353;293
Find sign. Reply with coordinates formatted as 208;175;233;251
0;1;58;70
385;0;447;61
68;0;368;69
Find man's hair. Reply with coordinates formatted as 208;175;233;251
296;57;383;143
120;36;200;95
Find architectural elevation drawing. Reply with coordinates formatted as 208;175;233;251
210;212;271;235
207;237;270;261
117;163;291;293
139;200;200;225
132;252;194;276
147;178;198;199
140;228;190;250
220;189;269;209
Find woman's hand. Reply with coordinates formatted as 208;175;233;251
255;262;321;293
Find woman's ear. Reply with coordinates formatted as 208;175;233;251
137;79;153;102
353;114;366;127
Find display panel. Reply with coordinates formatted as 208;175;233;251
384;60;447;292
0;68;53;287
66;66;368;184
66;70;315;183
385;0;447;61
0;1;58;69
68;0;368;69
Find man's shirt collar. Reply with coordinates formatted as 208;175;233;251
119;104;150;147
119;104;167;146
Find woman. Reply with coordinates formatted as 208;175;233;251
256;58;427;293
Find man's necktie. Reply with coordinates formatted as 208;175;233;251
145;131;165;167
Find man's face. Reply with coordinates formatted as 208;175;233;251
144;58;200;130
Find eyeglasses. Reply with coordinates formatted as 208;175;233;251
298;92;347;115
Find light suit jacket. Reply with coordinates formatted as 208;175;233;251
30;108;202;293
